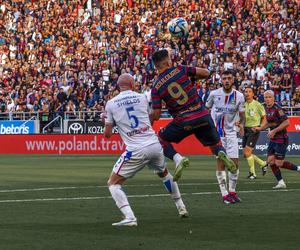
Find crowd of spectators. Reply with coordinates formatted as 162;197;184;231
0;0;299;122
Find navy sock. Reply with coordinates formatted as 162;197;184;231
159;139;177;160
270;164;283;181
211;142;226;157
281;161;298;171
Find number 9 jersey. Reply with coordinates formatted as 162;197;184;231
105;90;159;151
151;65;209;122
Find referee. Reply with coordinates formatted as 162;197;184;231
243;87;268;179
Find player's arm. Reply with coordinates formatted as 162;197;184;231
194;67;210;79
205;91;214;110
150;87;162;121
182;65;210;80
236;95;245;136
268;109;289;139
103;102;114;138
104;123;113;138
238;111;245;137
151;109;161;122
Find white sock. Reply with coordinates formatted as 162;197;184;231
161;171;184;208
228;169;239;193
216;171;228;196
108;184;135;219
297;166;300;171
173;153;183;167
278;179;286;185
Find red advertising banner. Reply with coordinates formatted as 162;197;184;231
288;117;300;132
0;117;298;155
0;134;210;155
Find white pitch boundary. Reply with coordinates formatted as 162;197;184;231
0;181;300;193
0;188;299;203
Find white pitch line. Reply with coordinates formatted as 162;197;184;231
0;189;299;203
0;181;300;193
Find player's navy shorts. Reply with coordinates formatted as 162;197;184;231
159;114;220;146
242;128;260;148
267;140;288;160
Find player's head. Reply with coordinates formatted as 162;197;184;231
264;90;275;107
244;86;254;101
221;70;234;92
152;49;172;73
117;73;135;91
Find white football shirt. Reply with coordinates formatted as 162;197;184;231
206;88;245;137
105;90;159;151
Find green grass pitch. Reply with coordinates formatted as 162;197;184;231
0;155;299;250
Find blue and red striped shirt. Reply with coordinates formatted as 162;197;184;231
265;103;288;143
151;65;208;121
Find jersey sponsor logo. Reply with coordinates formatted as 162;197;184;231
215;106;237;113
126;126;150;137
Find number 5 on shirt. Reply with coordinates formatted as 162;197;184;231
126;107;139;128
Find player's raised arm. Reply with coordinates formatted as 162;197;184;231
194;67;210;79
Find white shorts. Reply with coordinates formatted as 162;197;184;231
112;143;165;179
221;136;239;159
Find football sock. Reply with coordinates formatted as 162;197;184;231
281;161;298;171
109;184;135;219
160;140;177;160
161;172;185;208
270;164;283;181
246;155;256;176
211;143;226;157
173;153;183;167
228;169;239;193
216;171;228;196
161;172;181;198
252;154;266;167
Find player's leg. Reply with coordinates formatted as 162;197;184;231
267;142;286;189
214;137;235;204
280;160;300;172
273;141;299;187
158;121;191;181
226;137;242;202
193;114;237;174
146;143;188;217
108;151;144;226
108;173;137;226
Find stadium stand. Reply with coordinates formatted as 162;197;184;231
0;0;299;122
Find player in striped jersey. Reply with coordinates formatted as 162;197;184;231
255;90;300;189
206;71;245;204
151;49;237;183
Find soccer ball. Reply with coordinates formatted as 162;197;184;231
167;17;189;37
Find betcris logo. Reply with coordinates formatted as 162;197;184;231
0;121;35;134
